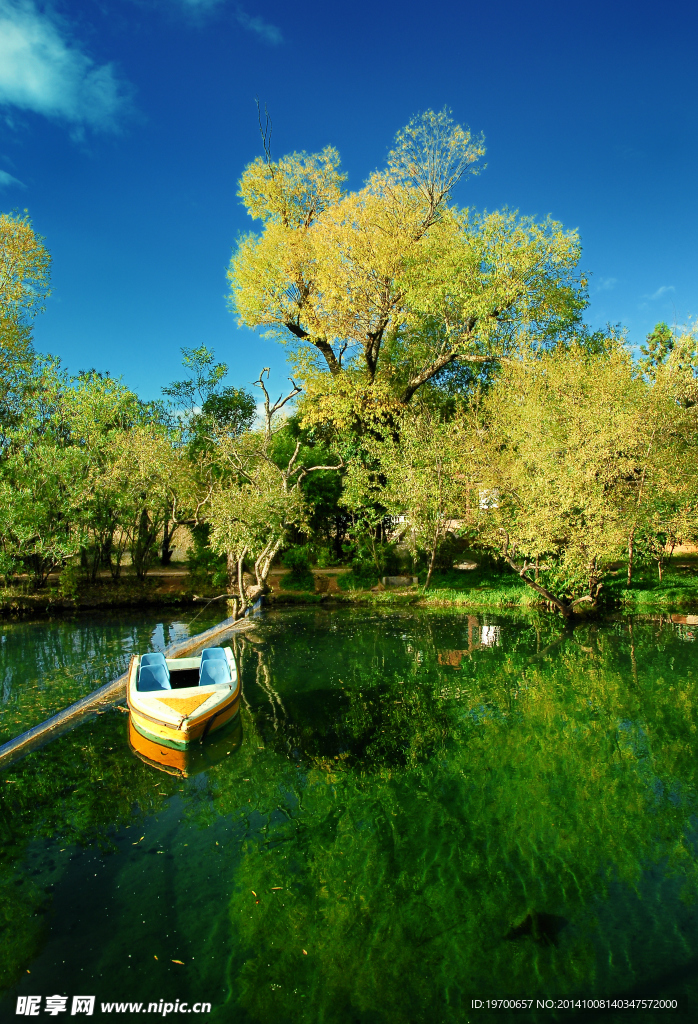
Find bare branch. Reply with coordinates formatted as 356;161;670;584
253;368;302;441
255;97;273;167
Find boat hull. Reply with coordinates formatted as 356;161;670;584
129;692;241;749
128;716;242;774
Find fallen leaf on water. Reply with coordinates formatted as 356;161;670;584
172;960;184;965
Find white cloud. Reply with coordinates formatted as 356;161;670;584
168;0;282;44
648;285;675;301
235;6;282;44
595;276;617;293
0;1;132;134
0;168;25;188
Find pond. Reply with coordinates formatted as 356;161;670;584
0;607;697;1023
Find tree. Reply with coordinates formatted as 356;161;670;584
639;321;674;376
203;371;342;618
625;325;698;584
342;412;468;588
228;109;586;427
163;345;256;445
0;361;190;587
162;346;256;562
99;424;189;579
0;210;51;366
473;342;648;616
1;212;52;460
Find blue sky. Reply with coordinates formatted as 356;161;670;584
1;0;696;400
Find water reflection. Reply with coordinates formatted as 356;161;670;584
0;609;697;1022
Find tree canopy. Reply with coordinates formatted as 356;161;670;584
228;109;587;425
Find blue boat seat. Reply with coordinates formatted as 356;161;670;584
199;648;231;686
138;653;171;692
200;648;227;661
141;652;169;671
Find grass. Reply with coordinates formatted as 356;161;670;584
605;558;698;611
336;571;380;592
323;559;698;614
331;564;538;609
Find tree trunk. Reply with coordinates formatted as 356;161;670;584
424;522;440;590
498;537;592;618
334;515;345;559
131;509;159;579
161;519;175;566
226;550;237;593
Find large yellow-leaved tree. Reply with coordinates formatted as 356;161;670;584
228;109;587;426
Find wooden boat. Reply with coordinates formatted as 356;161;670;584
127;647;240;750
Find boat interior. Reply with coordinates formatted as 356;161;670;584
136;648;234;692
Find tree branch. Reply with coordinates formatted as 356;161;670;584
283;323;342;376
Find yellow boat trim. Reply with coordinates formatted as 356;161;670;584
156;692;212;716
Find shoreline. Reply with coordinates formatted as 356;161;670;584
1;562;697;619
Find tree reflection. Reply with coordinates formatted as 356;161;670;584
204;613;698;1022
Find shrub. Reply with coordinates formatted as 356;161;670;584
186;524;227;588
282;545;312;578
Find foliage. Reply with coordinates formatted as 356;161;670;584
185;523;227;587
202;371;342;617
282;544;312;577
163;345;256;457
0;356;190;586
343;412;469;588
470;339;697;615
228;109;586;428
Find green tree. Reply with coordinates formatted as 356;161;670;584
625;326;698;584
163;345;256;450
343;412;469;588
163;346;257;565
473;342;648;616
203;371;342;617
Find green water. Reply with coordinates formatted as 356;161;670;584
1;608;697;1023
0;605;228;744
